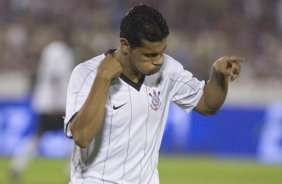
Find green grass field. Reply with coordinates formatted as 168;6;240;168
1;155;282;184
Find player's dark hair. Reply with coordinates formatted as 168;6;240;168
120;4;169;48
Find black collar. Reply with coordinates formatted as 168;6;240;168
119;73;144;91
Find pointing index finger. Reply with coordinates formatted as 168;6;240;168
226;56;245;63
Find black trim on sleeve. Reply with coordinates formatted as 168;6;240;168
65;112;78;139
104;49;117;56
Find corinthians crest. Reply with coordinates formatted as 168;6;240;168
149;90;161;111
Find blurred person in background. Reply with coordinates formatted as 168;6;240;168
9;22;75;180
64;4;243;184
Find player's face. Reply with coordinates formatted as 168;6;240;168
128;39;167;76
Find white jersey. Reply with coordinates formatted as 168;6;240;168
64;53;205;184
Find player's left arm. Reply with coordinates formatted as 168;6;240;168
194;56;244;115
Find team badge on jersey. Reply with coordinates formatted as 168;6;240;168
149;90;161;111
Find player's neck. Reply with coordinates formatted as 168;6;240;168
115;49;143;84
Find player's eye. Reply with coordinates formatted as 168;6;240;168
144;53;159;58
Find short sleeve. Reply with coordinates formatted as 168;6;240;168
64;64;96;138
170;67;205;112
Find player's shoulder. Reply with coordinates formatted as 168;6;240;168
72;54;105;78
162;54;184;75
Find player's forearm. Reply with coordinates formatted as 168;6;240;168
70;74;111;148
195;69;228;115
203;69;228;114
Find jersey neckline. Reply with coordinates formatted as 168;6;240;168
119;73;144;91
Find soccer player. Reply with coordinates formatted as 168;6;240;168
64;4;243;184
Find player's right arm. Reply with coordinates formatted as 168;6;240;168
194;56;243;115
69;54;122;148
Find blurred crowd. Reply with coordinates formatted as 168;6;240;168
1;0;282;87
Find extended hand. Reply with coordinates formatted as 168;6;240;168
213;56;244;82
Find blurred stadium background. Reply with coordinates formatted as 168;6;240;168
0;0;282;183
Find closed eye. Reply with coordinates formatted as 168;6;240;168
144;53;159;58
143;44;167;58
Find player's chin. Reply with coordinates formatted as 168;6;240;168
145;66;162;76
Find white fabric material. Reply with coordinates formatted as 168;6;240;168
64;54;205;184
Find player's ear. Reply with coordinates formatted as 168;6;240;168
120;38;130;55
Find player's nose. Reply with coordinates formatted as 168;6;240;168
153;55;163;66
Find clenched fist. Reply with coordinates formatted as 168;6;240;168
97;54;123;81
